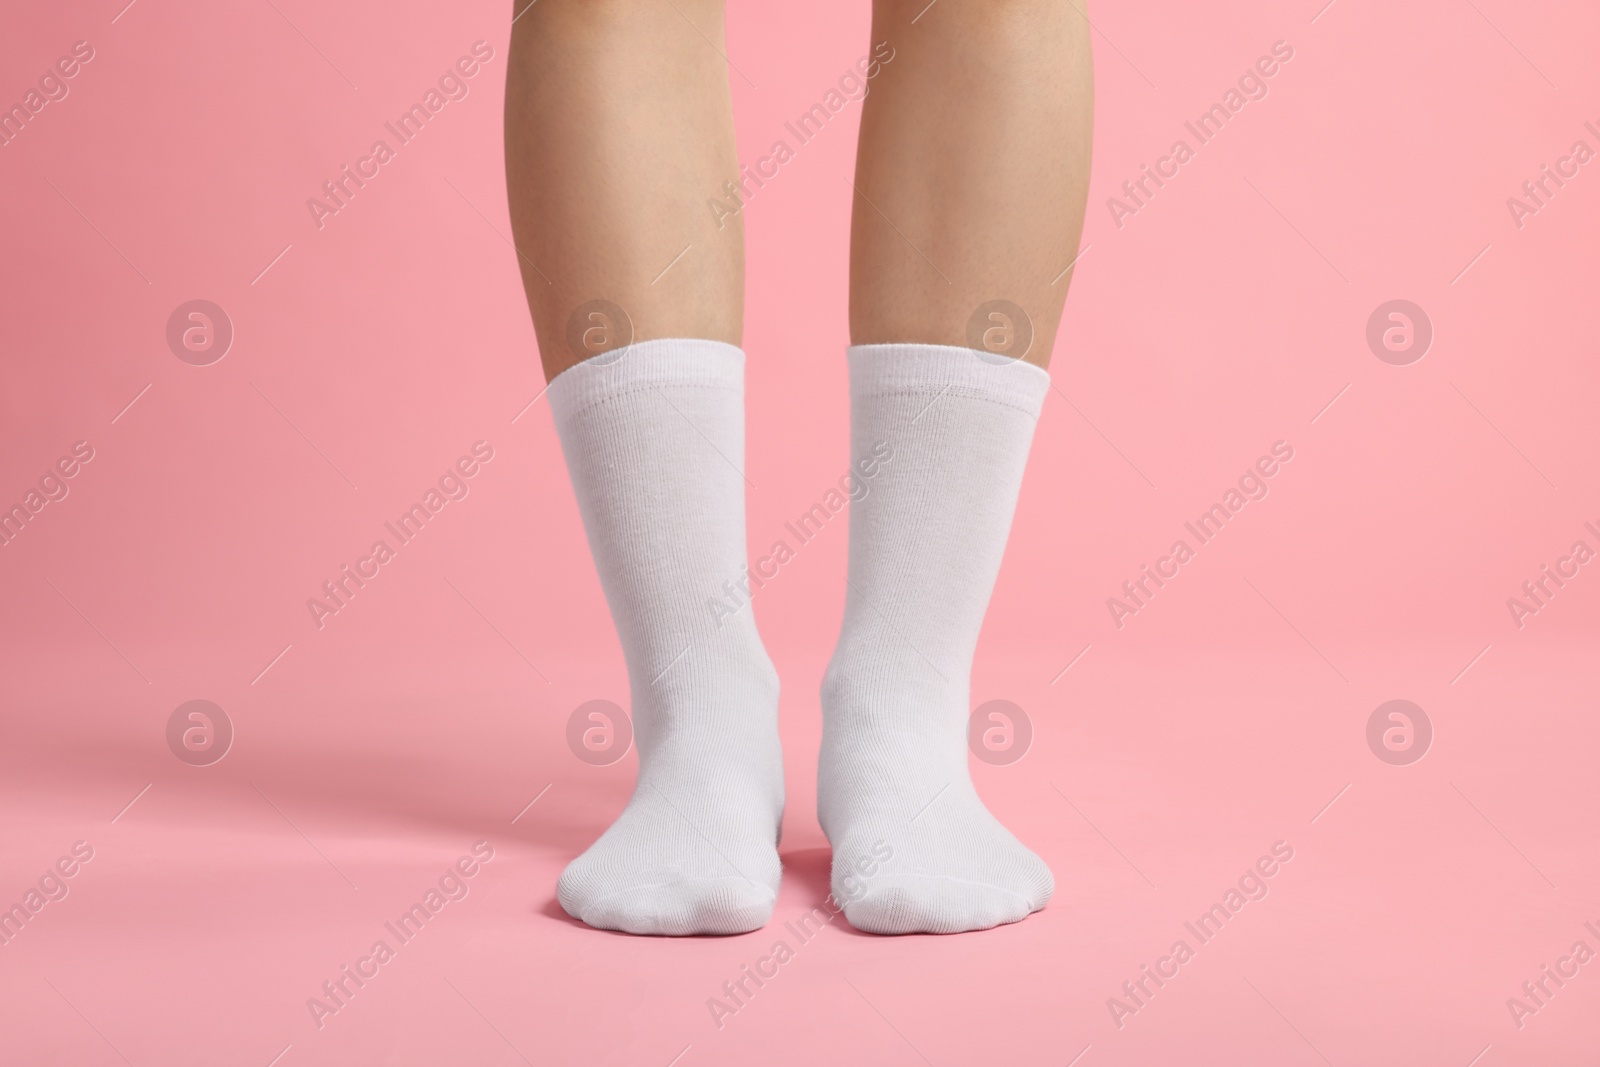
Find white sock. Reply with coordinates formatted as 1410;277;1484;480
549;339;783;935
820;343;1055;934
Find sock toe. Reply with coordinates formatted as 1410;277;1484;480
566;875;777;936
840;870;1046;935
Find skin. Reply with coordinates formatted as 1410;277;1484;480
506;0;1093;378
506;0;743;382
850;0;1094;367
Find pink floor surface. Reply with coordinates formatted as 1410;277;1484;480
4;1;1598;1064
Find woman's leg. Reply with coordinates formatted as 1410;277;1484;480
821;0;1093;933
850;0;1092;365
507;0;784;936
506;0;743;381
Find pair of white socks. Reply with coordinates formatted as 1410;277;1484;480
550;338;1052;936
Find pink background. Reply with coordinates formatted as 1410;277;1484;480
3;0;1598;1063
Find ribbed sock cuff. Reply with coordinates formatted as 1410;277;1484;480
848;343;1050;418
548;338;745;420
